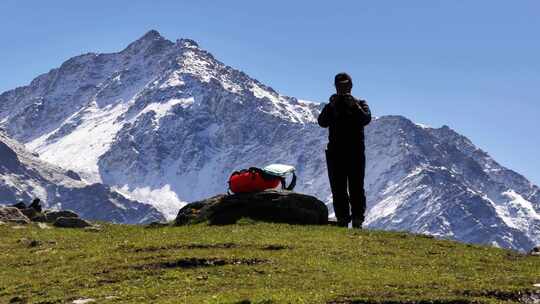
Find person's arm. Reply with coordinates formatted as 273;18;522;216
344;97;371;126
357;99;371;126
317;104;332;128
317;96;337;128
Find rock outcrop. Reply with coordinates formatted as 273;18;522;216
53;217;92;228
0;207;30;224
175;190;328;226
35;210;80;223
0;205;97;229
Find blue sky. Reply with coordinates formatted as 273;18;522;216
1;1;539;184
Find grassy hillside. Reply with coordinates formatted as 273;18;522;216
0;221;539;304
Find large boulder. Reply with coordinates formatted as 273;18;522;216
53;217;92;228
175;190;328;226
0;207;30;224
34;210;80;223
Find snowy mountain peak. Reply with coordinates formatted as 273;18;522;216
133;29;167;45
122;29;172;55
142;29;163;40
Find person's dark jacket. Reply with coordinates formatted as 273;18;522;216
318;94;371;150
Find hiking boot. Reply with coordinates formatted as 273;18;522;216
351;217;363;229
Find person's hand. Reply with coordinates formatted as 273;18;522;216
344;96;356;108
329;100;336;108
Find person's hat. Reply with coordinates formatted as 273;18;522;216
334;73;352;86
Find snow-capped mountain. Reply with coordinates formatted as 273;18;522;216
0;30;538;250
363;117;539;251
0;130;164;223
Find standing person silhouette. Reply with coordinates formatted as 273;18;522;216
318;73;371;228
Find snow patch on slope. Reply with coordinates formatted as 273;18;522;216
26;102;130;182
139;97;194;121
113;184;184;220
496;190;540;230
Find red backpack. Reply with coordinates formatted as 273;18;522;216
228;167;296;194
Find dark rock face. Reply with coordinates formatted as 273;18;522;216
175;190;328;226
0;141;21;172
65;170;82;181
11;202;26;210
20;208;38;220
53;217;92;228
28;199;42;213
0;207;30;224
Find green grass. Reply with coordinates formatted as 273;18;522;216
0;221;539;304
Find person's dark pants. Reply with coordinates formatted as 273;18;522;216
325;147;366;225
